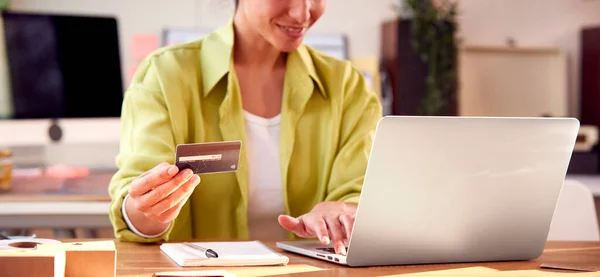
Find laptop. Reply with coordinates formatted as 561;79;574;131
276;116;580;267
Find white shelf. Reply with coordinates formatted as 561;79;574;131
0;201;110;215
566;174;600;197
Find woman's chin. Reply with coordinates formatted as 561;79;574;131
274;40;304;53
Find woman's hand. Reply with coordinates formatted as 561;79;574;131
125;163;201;235
278;202;357;255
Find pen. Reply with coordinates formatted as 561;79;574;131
183;242;219;258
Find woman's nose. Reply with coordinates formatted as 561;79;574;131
288;0;310;24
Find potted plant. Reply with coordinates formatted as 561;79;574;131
0;0;9;10
393;0;459;116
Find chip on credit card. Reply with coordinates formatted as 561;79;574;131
175;140;242;174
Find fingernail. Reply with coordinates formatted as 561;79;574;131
185;169;194;179
193;175;201;184
168;166;178;175
321;236;330;245
339;245;347;256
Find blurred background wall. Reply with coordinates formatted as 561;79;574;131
7;0;600;117
1;0;600;240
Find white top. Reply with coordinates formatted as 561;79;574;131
243;110;288;240
122;110;288;240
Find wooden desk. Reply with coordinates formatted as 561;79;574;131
112;240;600;277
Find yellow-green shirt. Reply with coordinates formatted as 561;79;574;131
108;21;383;243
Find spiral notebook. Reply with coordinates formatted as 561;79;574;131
160;241;289;267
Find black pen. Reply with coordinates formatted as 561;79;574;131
183;242;219;258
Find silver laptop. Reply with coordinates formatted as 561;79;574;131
277;116;580;267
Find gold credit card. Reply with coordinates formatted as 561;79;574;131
175;140;241;174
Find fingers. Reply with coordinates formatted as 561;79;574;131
303;213;354;255
145;174;200;216
301;215;330;245
278;215;312;238
129;163;179;196
278;215;301;231
278;215;320;239
325;216;346;255
146;189;191;224
134;169;195;211
139;170;199;224
279;203;357;256
339;214;355;243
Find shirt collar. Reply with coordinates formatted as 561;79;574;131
199;18;326;98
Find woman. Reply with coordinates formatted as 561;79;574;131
108;0;382;255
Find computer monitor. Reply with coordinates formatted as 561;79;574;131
1;11;124;120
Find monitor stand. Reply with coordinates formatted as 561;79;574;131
48;119;63;143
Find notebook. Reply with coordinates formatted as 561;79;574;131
153;269;234;277
160;241;289;267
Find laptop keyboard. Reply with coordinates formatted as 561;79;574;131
316;247;348;254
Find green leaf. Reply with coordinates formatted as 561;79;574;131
401;0;458;116
0;0;9;10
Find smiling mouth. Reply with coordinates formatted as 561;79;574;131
277;24;307;37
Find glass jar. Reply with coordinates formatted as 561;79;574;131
0;149;12;191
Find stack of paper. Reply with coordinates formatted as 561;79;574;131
160;241;289;267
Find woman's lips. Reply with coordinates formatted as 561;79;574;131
277;24;307;39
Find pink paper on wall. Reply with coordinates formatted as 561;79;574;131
131;34;159;61
128;64;139;84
